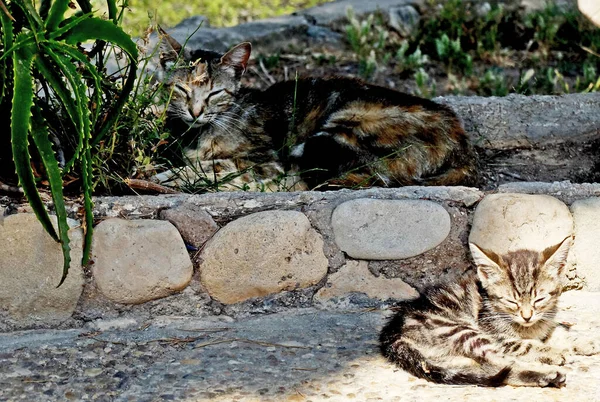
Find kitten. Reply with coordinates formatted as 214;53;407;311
152;29;478;191
379;237;586;388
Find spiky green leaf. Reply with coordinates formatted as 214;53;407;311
45;0;70;31
106;0;118;24
11;43;59;241
63;18;138;60
53;41;103;124
0;1;14;104
30;107;72;285
42;44;90;171
34;53;82;134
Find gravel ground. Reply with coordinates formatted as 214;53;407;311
1;291;599;402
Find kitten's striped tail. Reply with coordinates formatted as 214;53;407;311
379;337;511;387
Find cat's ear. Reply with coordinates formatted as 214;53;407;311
469;243;504;286
220;42;252;76
158;26;183;69
542;236;572;277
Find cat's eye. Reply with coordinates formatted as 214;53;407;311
207;89;225;100
174;84;190;98
503;299;519;307
534;296;546;304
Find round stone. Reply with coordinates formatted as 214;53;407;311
91;218;193;304
570;198;600;291
0;213;84;330
331;199;451;260
469;193;573;252
199;211;328;304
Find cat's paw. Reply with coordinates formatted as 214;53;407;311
515;367;567;388
571;338;600;356
539;369;567;388
538;349;568;366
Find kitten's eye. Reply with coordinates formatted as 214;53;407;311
207;89;225;102
174;84;190;98
534;296;547;305
503;299;519;307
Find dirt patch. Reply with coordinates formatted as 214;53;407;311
477;138;600;189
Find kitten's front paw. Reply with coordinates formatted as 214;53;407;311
572;338;600;356
516;367;567;388
539;369;567;388
538;349;568;366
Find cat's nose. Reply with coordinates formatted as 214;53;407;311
190;108;201;118
520;310;533;322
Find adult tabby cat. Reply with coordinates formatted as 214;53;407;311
379;237;594;388
152;28;477;191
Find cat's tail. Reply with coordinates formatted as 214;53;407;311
380;326;511;386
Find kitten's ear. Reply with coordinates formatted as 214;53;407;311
158;26;183;68
469;243;503;286
220;42;252;76
542;236;572;277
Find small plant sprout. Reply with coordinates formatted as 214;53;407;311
396;41;428;73
414;68;437;98
345;7;392;79
435;34;473;74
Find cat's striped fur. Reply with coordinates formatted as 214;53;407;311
380;237;575;387
152;29;477;191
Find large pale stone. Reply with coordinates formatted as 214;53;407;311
199;211;328;304
159;204;219;249
91;218;193;304
0;213;84;329
571;198;600;291
315;261;419;303
469;193;573;252
579;0;600;27
331;199;451;260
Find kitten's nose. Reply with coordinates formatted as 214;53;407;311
521;309;533;322
190;107;201;118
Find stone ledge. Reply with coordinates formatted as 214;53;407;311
3;183;600;332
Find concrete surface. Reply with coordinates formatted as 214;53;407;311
1;291;599;401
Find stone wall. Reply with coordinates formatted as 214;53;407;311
1;182;600;332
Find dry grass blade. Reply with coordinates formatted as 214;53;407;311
176;327;231;333
0;0;15;21
194;338;239;349
124;178;180;194
193;337;310;349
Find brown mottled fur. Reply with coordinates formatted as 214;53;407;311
153;29;477;191
380;237;597;388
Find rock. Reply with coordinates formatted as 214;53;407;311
170;15;311;55
93;186;484;220
159;204;218;249
579;0;600;27
570;198;600;291
439;93;600;149
0;213;84;330
388;5;420;36
299;0;422;27
91;218;193;304
331;199;451;260
172;15;210;32
314;260;419;303
469;193;573;253
497;181;600;205
199;211;328;304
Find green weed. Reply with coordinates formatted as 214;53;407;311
345;7;391;79
413;68;437;98
478;68;509;97
435;34;473;74
395;41;428;74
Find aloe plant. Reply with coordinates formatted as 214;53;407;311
0;0;138;285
